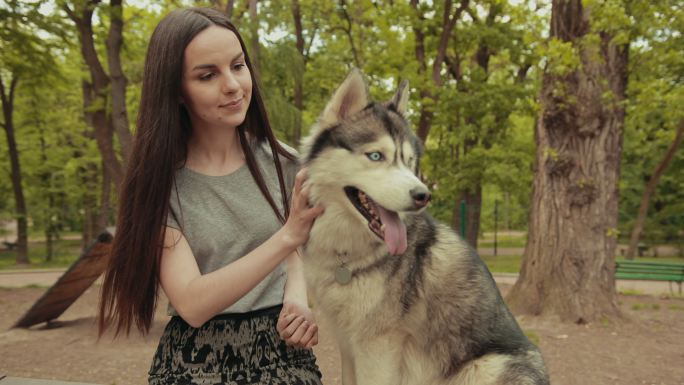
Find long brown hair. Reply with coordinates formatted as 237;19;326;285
98;7;294;336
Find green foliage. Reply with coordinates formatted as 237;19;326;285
618;289;644;296
523;330;540;345
630;303;661;311
544;38;581;76
1;0;683;264
0;239;83;270
413;0;542;228
619;0;684;246
481;254;524;274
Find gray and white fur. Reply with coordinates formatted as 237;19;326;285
300;69;549;385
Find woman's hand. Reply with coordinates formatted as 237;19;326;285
280;169;324;248
277;301;319;348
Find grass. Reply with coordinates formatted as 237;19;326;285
667;304;684;311
478;235;527;248
615;256;684;264
619;289;644;296
631;303;661;311
21;283;49;289
481;254;683;275
481;254;523;274
523;330;540;345
0;239;83;270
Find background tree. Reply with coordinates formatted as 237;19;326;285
0;0;61;264
410;0;470;143
622;2;684;259
62;0;134;243
425;0;541;248
507;0;631;322
1;0;682;284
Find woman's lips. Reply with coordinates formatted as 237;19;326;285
220;97;243;109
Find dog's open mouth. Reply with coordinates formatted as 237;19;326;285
344;186;407;255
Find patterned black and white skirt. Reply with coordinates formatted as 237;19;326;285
148;305;323;385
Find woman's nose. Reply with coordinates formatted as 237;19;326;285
221;73;240;93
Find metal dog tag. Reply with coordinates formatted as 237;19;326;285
335;265;352;285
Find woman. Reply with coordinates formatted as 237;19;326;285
98;7;325;385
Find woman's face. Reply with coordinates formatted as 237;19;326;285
181;26;252;131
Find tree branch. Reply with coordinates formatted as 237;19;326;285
338;0;362;68
0;73;7;108
304;24;319;62
626;118;684;259
434;0;470;85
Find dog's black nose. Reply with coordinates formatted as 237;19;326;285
410;188;431;208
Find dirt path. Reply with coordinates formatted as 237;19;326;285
1;269;676;297
1;284;683;385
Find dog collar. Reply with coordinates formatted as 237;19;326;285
334;250;352;285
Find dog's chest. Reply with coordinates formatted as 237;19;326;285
303;251;397;331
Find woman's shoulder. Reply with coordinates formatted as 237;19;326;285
255;139;300;186
256;138;298;158
256;139;299;169
275;140;299;158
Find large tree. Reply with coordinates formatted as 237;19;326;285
64;0;132;243
507;0;629;322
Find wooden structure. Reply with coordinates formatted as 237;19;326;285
13;229;113;328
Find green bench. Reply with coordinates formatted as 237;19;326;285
615;260;684;294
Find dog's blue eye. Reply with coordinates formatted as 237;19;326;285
366;152;384;161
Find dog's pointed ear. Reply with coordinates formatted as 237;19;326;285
319;68;369;127
390;80;409;116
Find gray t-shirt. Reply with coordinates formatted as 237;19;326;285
166;140;298;315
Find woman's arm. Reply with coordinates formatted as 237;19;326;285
283;251;308;305
277;251;319;348
160;170;323;328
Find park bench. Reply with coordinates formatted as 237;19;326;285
615;260;684;295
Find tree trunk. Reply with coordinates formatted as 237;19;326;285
46;218;54;262
97;159;112;231
504;191;510;231
226;0;235;18
410;0;469;143
454;7;496;251
81;163;100;248
625;118;684;259
291;0;305;145
65;1;124;192
248;0;260;79
0;74;30;265
107;0;132;165
338;0;363;69
37;110;54;262
506;0;628;323
47;190;57;262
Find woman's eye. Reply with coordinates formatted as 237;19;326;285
233;63;246;71
199;72;216;81
366;152;384;161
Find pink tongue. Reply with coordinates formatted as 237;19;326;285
376;206;407;255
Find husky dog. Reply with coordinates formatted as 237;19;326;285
299;70;549;385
